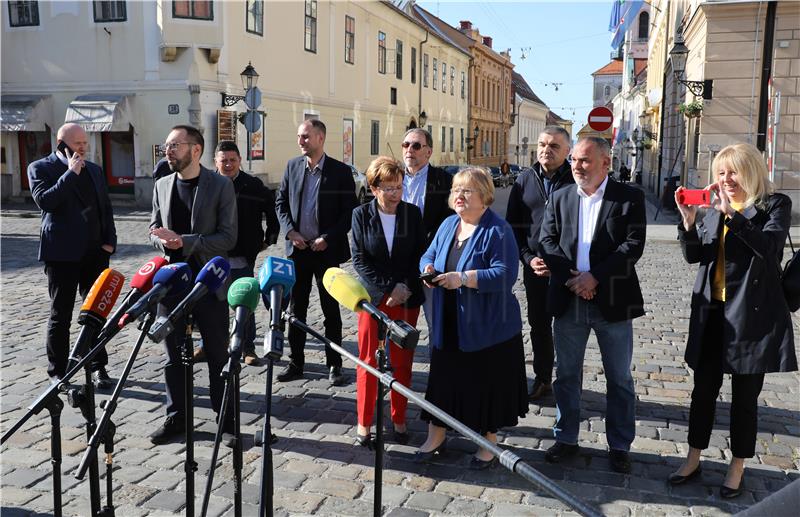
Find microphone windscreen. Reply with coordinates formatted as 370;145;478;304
80;268;125;318
227;277;260;312
195;256;231;293
258;256;296;296
153;262;193;292
130;256;169;292
322;267;369;313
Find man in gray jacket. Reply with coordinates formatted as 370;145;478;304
148;125;238;445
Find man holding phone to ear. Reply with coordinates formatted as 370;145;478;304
28;122;117;388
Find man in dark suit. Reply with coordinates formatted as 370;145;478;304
28;123;117;388
212;140;279;366
275;119;357;385
506;126;574;401
148;125;238;445
400;128;453;327
539;136;646;474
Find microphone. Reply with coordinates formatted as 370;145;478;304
322;267;419;350
117;262;192;329
258;257;296;360
66;269;125;372
227;277;261;362
147;256;231;343
98;257;169;341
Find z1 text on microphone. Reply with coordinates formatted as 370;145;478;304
323;267;419;350
117;262;192;329
258;256;296;360
148;256;231;343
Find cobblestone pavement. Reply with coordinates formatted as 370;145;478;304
1;198;798;517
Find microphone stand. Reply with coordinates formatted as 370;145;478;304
372;323;392;517
201;342;243;517
183;314;198;517
257;323;283;517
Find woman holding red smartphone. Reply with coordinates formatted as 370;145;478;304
671;143;796;497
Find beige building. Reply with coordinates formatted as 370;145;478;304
1;1;469;206
643;0;799;221
509;71;549;168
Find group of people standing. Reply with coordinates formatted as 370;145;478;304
28;119;796;494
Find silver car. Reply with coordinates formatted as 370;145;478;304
350;165;372;204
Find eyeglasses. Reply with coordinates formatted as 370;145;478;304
401;141;427;151
376;185;402;194
160;142;195;152
451;188;475;197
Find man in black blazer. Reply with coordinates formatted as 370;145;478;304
275;119;357;385
28;123;117;388
213;140;279;366
400;128;453;327
506;126;574;401
539;136;646;474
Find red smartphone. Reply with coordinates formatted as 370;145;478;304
677;189;710;206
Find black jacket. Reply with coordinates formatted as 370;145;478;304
275;154;358;265
539;179;646;322
678;193;797;374
421;165;454;245
350;200;427;308
506;161;573;265
226;170;280;264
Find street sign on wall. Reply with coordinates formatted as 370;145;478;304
588;106;614;132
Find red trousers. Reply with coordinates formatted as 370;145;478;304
356;300;419;427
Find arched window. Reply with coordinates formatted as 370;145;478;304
638;12;649;40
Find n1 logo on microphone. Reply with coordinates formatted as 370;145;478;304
205;261;228;281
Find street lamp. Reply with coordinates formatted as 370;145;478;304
466;125;479;163
221;62;260;107
669;39;713;100
418;110;428;128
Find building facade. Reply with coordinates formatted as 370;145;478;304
509;71;549;168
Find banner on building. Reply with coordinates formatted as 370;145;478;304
248;111;266;161
343;119;354;166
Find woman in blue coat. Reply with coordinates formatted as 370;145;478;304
670;143;797;497
416;168;528;469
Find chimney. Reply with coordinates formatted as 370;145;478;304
459;20;472;31
483;36;493;48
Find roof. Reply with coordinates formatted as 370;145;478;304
512;71;546;106
634;59;647;77
547;110;569;124
592;60;623;76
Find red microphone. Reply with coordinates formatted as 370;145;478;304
99;257;169;341
67;269;126;371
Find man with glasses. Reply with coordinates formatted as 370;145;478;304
148;125;238;445
275;119;357;386
400;128;453;328
506;126;574;401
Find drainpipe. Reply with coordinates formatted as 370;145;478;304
756;1;776;151
418;31;428;128
656;0;672;197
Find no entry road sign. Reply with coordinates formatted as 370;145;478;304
588;107;614;132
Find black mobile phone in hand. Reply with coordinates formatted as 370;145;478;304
420;270;442;283
57;140;74;156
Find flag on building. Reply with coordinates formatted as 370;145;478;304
609;0;644;50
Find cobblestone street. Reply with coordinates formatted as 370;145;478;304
1;199;798;516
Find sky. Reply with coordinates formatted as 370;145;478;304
416;0;619;130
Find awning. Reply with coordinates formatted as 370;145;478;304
1;95;50;131
64;94;133;132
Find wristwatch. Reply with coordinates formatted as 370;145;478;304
460;271;468;287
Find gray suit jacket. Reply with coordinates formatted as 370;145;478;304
149;166;238;300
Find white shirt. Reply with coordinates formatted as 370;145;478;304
576;175;609;272
378;211;396;256
402;163;429;216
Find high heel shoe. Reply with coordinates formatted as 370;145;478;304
720;476;744;498
668;465;702;485
469;455;498;470
356;433;373;450
413;441;446;463
392;430;410;445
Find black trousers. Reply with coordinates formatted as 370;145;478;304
523;265;554;383
158;292;232;427
687;301;765;458
44;250;110;379
286;248;342;370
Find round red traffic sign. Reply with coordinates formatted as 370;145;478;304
588;106;614;132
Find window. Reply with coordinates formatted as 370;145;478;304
604;85;611;98
304;0;317;52
423;54;429;87
441;126;446;152
638;11;649;40
390;87;397;105
8;1;39;26
94;1;126;22
432;58;438;90
370;121;380;155
345;15;355;64
411;47;417;84
450;66;455;96
378;31;386;74
461;71;466;99
427;125;432;137
173;0;213;20
246;0;263;36
460;128;464;151
449;127;454;152
441;62;446;92
396;40;403;79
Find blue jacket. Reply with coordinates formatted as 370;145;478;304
420;209;522;352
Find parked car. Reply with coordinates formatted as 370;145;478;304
440;165;461;177
350;165;372;204
489;166;511;188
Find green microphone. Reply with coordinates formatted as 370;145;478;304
227;277;261;361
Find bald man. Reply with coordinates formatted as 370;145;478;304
28;123;117;388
